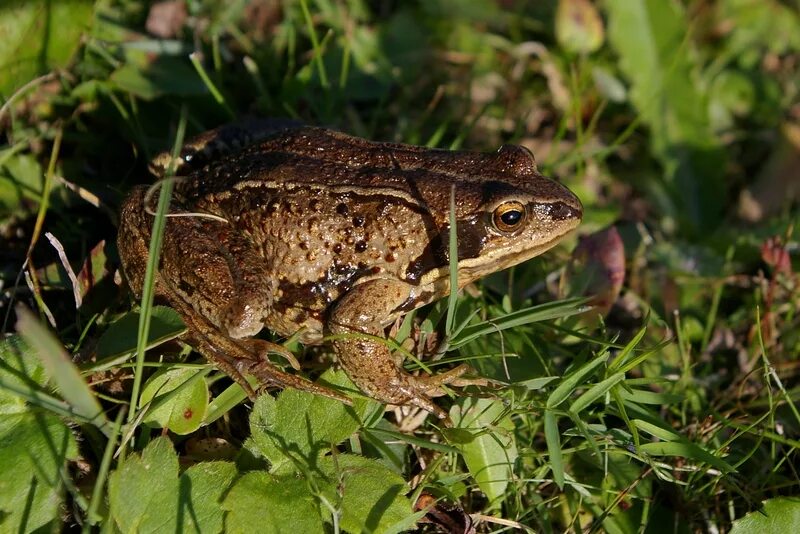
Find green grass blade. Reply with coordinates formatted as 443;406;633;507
547;353;608;409
16;305;110;434
569;372;625;414
445;185;459;336
128;109;188;425
639;441;734;474
450;297;590;349
84;407;126;530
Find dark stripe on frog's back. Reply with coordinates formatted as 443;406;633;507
171;128;507;206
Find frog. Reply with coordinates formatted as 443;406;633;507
117;120;583;422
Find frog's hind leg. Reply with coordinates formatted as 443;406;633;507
329;278;472;423
182;317;350;405
148;200;348;405
168;289;350;404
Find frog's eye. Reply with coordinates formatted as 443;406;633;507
492;201;526;233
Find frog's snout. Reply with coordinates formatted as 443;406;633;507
533;198;583;223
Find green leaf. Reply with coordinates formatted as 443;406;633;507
16;306;109;432
249;369;377;474
203;381;248;426
0;411;78;532
731;497;800;534
0;150;42;218
517;376;559;391
318;454;414;534
179;462;239;533
544;410;565;489
95;306;187;361
619;388;683;405
449;298;589;349
109;437;179;533
569;372;625;414
110;48;209;100
449;397;518;505
0;0;94;97
632;419;682;441
140;367;209;435
606;0;726;233
547;354;608;409
108;437;236;533
222;471;325;534
639;441;733;474
0;335;47;413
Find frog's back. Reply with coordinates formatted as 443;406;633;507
165;124;578;340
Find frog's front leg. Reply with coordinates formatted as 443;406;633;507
329;279;466;421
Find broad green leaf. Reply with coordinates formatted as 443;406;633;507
16;306;108;432
95;306;187;360
0;0;94;97
319;454;414;534
0;151;42;218
178;462;238;533
109;437;236;533
449;397;517;505
249;369;378;474
109;437;179;533
731;497;800;534
140;367;208;435
544;410;565;489
222;471;325;534
0;411;78;532
0;335;47;413
606;0;726;233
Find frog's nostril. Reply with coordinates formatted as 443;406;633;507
545;201;582;221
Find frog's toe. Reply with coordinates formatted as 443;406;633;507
242;338;301;370
414;364;471;393
407;393;450;423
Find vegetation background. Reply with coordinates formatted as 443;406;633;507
1;0;799;532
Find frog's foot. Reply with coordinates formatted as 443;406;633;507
412;364;469;394
241;338;301;370
244;357;352;406
178;302;349;405
395;365;481;425
412;364;489;396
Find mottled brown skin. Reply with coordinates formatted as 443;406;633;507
117;122;583;421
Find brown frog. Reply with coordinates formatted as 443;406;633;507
117;121;582;421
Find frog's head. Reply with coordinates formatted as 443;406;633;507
410;144;583;290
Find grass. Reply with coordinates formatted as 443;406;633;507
1;0;799;532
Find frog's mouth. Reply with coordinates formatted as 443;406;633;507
414;222;579;294
456;229;575;284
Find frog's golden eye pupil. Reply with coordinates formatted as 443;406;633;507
492;201;526;232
